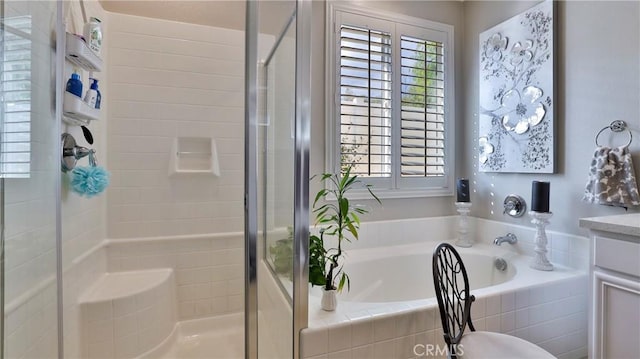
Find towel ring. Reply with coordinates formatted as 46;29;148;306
595;120;633;147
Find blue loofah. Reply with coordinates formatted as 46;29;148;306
71;166;110;197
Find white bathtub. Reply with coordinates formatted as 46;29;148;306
332;245;516;303
303;231;589;359
309;240;579;314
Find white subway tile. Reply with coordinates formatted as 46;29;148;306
351;345;373;359
501;292;515;312
470;296;486;319
486;295;501;316
87;301;113;323
485;315;500;332
351;319;373;347
179;301;196;318
529;285;546;305
396;311;417;337
395;334;416;359
302;328;329;358
328;349;351;359
500;311;515;332
88;319;114;344
372;339;396;359
113;296;137;317
328;323;352;352
114;333;139;358
515;289;530;309
88;339;115;359
528;304;546;326
113;313;138;339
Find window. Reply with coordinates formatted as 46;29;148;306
1;15;32;178
328;5;454;198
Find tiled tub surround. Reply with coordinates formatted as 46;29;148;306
79;269;176;358
301;217;590;359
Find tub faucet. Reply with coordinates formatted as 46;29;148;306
494;233;517;246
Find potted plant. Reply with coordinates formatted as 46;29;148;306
268;227;293;280
309;166;380;311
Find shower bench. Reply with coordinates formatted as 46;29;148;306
78;268;177;358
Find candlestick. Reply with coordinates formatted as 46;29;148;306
455;202;473;247
457;179;470;203
530;211;554;271
531;181;550;212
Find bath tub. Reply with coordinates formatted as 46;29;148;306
309;241;577;310
333;244;516;303
303;237;589;359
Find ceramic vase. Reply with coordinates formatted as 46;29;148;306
321;288;337;311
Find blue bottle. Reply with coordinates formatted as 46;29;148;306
94;79;101;109
66;73;83;97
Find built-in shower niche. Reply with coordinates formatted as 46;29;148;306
169;137;220;176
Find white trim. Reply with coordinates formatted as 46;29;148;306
325;2;455;199
341;186;454;200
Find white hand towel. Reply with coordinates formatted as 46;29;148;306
583;146;640;208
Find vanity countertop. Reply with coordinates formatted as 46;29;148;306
579;213;640;237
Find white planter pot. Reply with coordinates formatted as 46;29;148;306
321;288;337;311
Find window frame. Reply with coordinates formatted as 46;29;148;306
326;3;455;199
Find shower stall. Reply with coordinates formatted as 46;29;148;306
0;0;311;358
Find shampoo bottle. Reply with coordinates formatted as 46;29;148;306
83;17;102;55
65;73;83;97
84;78;100;108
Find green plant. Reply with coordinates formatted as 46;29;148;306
309;166;380;292
269;227;293;279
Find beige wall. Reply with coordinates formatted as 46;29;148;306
310;0;466;222
462;1;640;235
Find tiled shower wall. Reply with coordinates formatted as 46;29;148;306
106;13;245;239
105;233;243;320
62;1;110;357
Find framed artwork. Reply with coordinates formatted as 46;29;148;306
478;0;555;173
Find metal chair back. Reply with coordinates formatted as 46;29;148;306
432;243;476;358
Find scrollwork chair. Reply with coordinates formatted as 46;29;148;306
432;243;556;359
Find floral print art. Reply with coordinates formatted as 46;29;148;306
479;1;554;173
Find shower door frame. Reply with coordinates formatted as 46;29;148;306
244;0;311;358
0;1;65;357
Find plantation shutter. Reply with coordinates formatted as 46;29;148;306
399;35;445;177
339;24;392;177
1;16;32;178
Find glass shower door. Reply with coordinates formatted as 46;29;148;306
245;0;311;358
1;0;61;358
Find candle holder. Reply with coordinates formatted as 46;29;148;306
455;202;473;247
529;211;554;271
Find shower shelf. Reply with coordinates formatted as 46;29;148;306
63;92;100;125
65;32;103;72
63;33;103;126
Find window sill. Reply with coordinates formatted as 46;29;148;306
323;187;454;201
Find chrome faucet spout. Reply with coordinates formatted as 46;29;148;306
494;233;518;246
